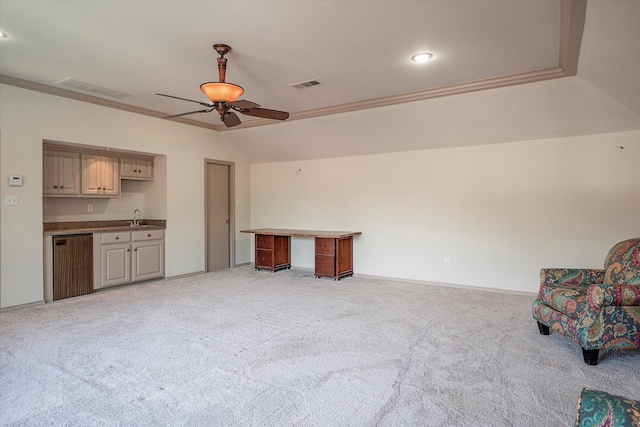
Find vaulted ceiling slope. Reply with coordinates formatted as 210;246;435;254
0;0;638;164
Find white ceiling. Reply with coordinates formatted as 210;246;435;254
1;0;564;128
1;0;638;164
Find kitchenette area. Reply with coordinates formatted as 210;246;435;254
42;140;167;302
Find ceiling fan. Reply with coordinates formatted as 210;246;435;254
157;44;289;127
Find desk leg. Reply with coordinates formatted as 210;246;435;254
336;236;354;279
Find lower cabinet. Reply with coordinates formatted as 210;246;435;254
99;229;164;288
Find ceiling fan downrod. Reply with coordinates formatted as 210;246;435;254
213;44;232;83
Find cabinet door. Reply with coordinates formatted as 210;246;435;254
57;151;81;195
102;242;131;287
43;150;80;195
120;158;137;178
136;159;153;179
43;149;58;195
82;154;102;195
82;154;120;196
132;240;164;282
100;155;120;196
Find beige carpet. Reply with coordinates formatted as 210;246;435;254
1;266;638;426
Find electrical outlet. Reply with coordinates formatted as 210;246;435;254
354;252;359;260
5;195;18;206
87;204;93;212
444;258;450;267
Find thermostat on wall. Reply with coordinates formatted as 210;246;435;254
9;175;23;186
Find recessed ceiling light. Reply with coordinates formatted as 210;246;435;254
0;31;8;39
411;53;433;63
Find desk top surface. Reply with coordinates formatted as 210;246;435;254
241;228;362;239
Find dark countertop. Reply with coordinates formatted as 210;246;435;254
44;220;166;236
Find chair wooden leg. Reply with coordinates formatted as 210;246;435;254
582;348;599;365
537;322;550;335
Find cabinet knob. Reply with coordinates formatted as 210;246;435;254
60;186;64;189
134;248;138;251
115;237;119;240
53;185;58;189
127;249;130;252
147;234;151;237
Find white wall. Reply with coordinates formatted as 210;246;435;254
0;84;252;309
251;130;640;293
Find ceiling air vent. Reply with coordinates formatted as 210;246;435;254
290;79;321;89
55;77;135;100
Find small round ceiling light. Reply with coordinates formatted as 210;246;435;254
411;52;433;63
0;31;8;39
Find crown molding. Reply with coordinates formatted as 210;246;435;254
215;67;568;131
0;74;217;131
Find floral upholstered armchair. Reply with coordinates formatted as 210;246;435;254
532;238;640;365
574;389;640;427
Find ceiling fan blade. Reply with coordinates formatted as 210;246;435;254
227;100;260;109
162;109;211;119
223;111;242;127
239;107;289;121
156;93;213;108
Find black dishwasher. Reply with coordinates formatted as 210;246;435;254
52;234;93;300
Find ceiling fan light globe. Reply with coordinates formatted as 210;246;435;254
200;82;244;103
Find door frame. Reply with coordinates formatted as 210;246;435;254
204;159;236;271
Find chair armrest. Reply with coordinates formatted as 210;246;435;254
540;268;604;286
587;283;640;311
575;389;640;427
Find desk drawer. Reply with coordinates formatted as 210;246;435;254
256;235;273;250
315;238;335;256
315;256;335;277
255;250;273;268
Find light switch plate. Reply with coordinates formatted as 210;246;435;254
5;195;18;206
9;175;23;186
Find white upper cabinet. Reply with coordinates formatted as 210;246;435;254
81;154;120;196
43;150;81;196
120;157;153;180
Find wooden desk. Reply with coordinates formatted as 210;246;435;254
241;229;362;280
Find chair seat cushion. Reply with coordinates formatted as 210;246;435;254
539;283;589;319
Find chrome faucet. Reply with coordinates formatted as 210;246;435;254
132;209;141;227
